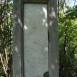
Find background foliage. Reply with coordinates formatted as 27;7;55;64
59;0;77;77
0;0;12;77
0;0;77;77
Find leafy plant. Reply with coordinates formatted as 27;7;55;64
0;0;12;77
59;3;77;77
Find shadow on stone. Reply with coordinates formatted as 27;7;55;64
43;71;49;77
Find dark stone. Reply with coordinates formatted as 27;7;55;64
43;71;49;77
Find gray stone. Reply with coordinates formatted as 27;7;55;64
24;4;48;77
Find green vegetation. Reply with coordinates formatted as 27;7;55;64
0;0;77;77
0;0;12;77
59;2;77;77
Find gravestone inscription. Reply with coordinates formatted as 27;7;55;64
24;4;48;77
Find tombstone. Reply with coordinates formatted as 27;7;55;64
13;0;59;77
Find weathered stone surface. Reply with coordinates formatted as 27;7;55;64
24;4;48;77
13;0;59;77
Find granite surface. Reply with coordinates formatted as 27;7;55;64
24;4;48;77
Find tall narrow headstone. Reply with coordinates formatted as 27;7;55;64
24;4;48;77
13;0;59;77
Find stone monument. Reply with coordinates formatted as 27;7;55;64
13;0;59;77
